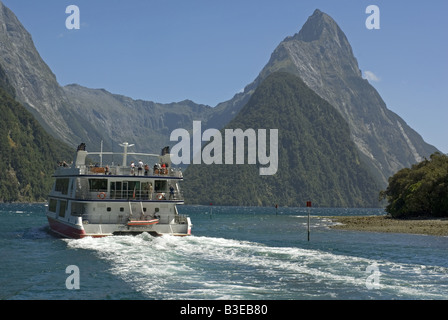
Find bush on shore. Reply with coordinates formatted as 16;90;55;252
379;152;448;218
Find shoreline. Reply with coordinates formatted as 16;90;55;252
328;215;448;237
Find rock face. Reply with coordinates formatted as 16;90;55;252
0;1;212;153
0;2;86;144
183;72;382;207
208;9;438;185
62;84;213;155
270;10;437;184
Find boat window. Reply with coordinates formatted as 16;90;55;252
109;180;155;200
128;181;141;192
59;200;67;218
110;181;123;199
68;179;74;196
155;180;167;192
48;199;57;212
88;179;108;192
127;181;140;199
123;182;128;197
55;178;70;195
141;182;153;199
71;202;84;216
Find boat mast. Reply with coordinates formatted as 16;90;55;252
119;142;134;167
100;140;103;167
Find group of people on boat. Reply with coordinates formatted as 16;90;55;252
129;160;170;176
130;160;148;176
57;161;70;167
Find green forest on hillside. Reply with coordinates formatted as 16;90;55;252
0;67;72;202
183;72;381;207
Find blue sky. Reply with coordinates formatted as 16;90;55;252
3;0;448;153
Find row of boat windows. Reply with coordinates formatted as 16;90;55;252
54;178;171;196
48;198;158;218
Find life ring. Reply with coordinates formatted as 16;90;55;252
98;192;106;199
157;193;164;200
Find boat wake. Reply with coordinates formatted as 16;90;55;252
65;234;448;299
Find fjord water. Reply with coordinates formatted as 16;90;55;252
1;203;447;300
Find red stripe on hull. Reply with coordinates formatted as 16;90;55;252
47;217;87;239
127;219;159;226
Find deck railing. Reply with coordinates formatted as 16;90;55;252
86;165;183;178
55;164;183;178
72;190;184;202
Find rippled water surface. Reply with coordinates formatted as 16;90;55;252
1;204;447;300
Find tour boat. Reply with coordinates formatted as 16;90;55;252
46;142;192;238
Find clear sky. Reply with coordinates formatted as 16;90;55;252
2;0;448;153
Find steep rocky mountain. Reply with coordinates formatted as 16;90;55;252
0;2;76;142
183;72;381;207
206;9;438;185
0;0;439;198
0;1;212;154
0;64;73;202
62;84;213;156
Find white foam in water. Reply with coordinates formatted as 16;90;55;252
66;234;448;299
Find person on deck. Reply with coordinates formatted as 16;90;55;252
144;164;149;176
138;160;144;175
130;161;135;176
169;185;175;200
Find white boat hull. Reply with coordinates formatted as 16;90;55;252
47;210;192;239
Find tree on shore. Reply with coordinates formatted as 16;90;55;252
379;152;448;218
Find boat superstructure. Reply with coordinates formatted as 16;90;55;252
46;142;192;238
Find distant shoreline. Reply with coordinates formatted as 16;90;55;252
328;215;448;237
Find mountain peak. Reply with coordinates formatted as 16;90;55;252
293;9;346;44
248;9;437;186
0;1;74;143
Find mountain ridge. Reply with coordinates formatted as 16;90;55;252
0;2;440;204
206;9;438;185
62;83;213;155
183;72;382;207
0;1;76;142
0;1;213;153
